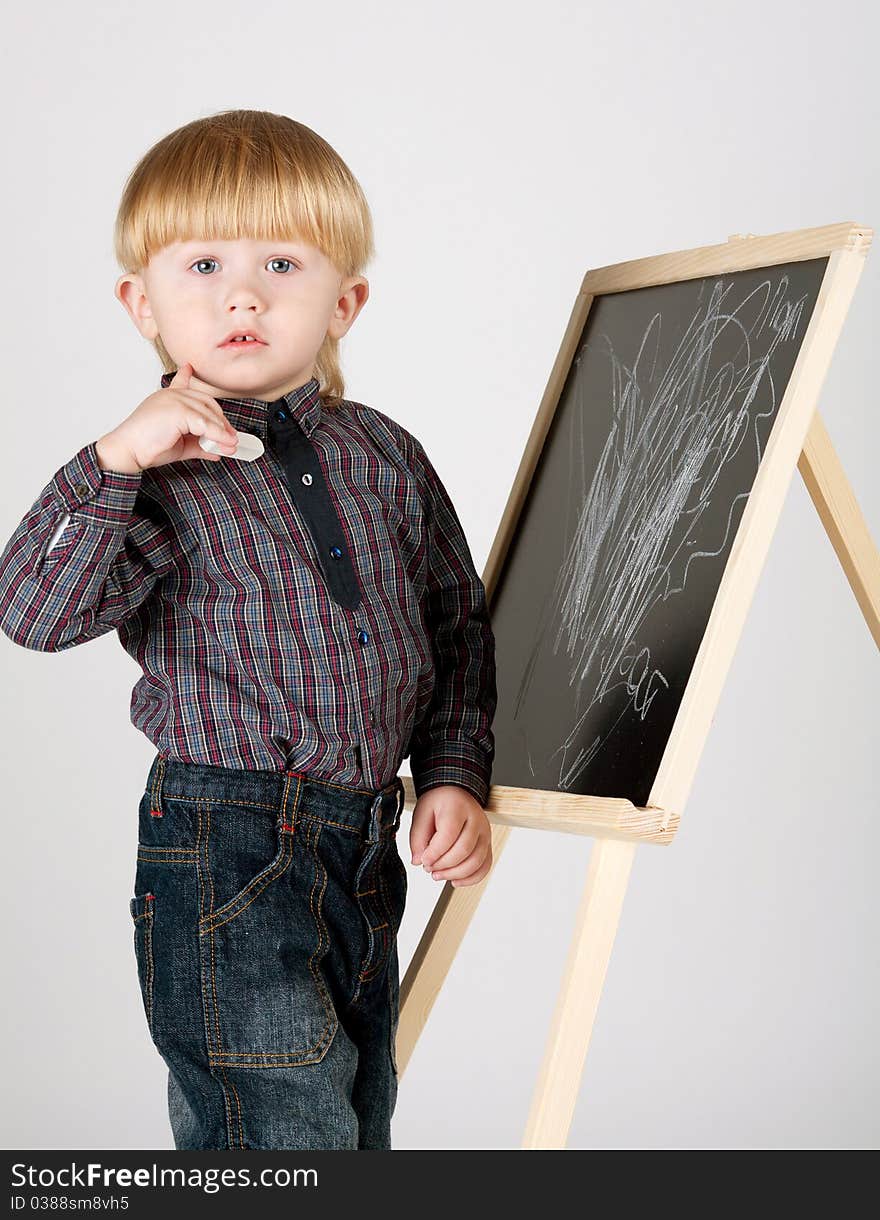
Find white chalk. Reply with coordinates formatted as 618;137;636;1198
199;430;264;462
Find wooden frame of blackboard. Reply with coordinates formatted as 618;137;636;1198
394;220;875;1148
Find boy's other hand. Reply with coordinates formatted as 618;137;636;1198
410;785;493;887
95;362;240;474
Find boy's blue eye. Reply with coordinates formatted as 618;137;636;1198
188;257;298;275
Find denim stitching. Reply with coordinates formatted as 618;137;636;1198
194;801;239;1147
209;782;340;1066
137;849;198;864
132;896;155;1033
197;828;293;934
351;840;392;989
158;771;376;808
205;803;216;916
214;816;337;1063
137;846;199;853
142;765;360;1085
143;900;154;1032
203;804;223;1054
353;851;379;990
212;824;337;1064
359;842;396;983
194;804;222;1110
157;797;375;837
195;778;298;934
214;782;325;1080
159;793;279;812
388;951;399;1077
301;814;365;836
194;800;215;1060
285;772;376;797
305;820;339;1048
378;844;398;975
206;802;246;1147
153;756;166;814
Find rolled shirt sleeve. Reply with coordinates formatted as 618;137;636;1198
406;436;497;807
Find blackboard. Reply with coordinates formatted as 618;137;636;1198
489;256;829;808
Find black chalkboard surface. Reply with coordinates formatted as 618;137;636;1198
489;256;829;808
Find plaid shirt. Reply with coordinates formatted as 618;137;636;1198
0;375;497;806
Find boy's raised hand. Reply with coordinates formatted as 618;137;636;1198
95;362;240;474
410;785;493;887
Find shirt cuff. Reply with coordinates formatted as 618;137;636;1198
52;441;143;528
410;740;493;808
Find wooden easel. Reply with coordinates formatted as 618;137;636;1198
394;223;879;1149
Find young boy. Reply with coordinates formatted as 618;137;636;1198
0;109;497;1151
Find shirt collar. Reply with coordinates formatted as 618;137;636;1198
158;371;323;440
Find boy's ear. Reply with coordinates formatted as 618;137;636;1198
327;275;369;341
115;271;158;340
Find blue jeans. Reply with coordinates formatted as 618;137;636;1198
129;753;407;1150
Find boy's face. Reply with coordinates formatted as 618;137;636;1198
116;237;368;400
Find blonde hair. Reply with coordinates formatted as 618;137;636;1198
113;109;375;406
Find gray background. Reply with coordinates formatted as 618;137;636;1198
1;0;877;1151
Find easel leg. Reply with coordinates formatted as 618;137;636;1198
798;410;880;647
522;836;637;1149
396;822;513;1077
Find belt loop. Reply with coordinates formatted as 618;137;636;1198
363;775;406;843
280;772;303;836
366;790;382;844
371;775;404;839
149;753;166;817
390;776;404;834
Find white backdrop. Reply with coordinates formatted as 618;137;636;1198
1;0;877;1150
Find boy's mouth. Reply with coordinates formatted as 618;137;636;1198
219;335;268;350
219;329;268;347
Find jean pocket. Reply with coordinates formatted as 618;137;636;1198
196;801;290;932
198;815;338;1068
138;794;289;928
129;892;155;1035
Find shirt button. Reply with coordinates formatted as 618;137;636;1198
368;710;375;725
301;472;313;486
73;482;89;497
357;629;369;645
274;408;288;422
329;545;343;559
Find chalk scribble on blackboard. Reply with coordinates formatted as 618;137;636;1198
513;273;812;788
